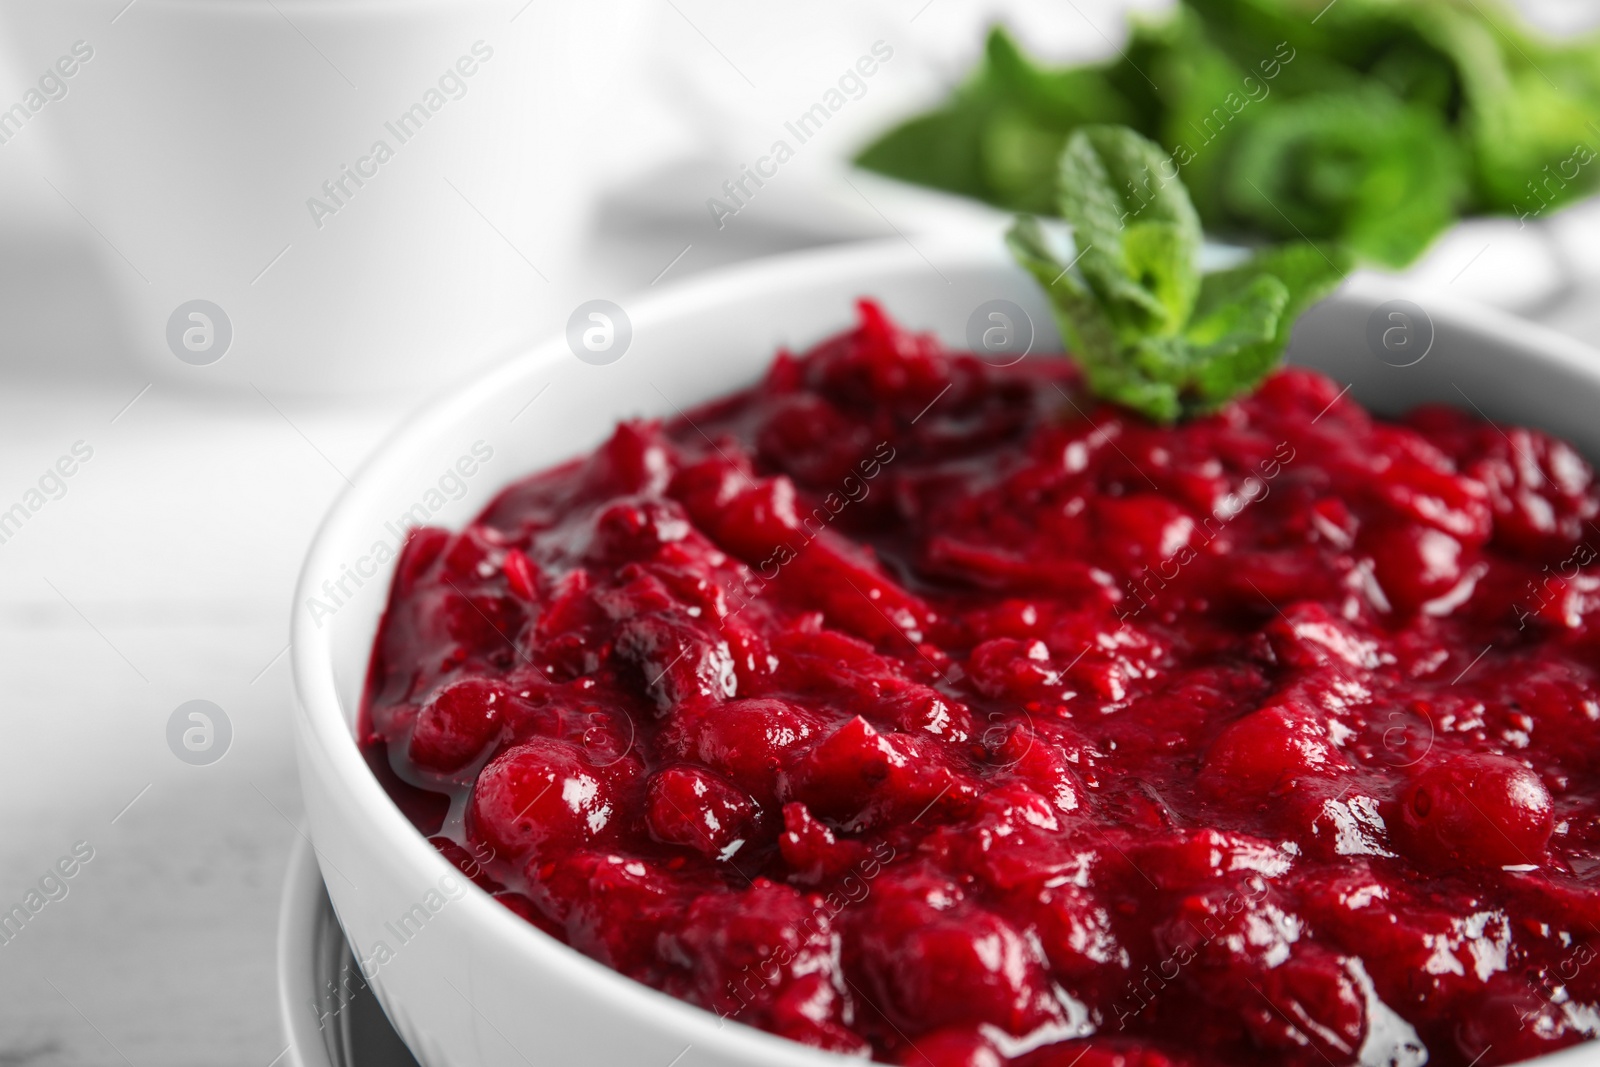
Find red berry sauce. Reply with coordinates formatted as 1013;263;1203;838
362;301;1600;1067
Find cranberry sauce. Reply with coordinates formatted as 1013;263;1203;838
362;301;1600;1067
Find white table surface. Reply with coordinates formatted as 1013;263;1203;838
2;4;1600;1062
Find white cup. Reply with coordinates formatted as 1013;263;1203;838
0;0;647;394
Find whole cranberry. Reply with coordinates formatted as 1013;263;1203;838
1201;702;1344;795
1392;754;1553;869
469;739;614;861
645;765;757;859
407;678;505;774
665;697;821;801
537;850;689;973
1366;523;1465;614
852;890;1057;1037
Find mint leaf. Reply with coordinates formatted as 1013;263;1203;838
1009;127;1346;423
1006;216;1120;369
979;108;1072;214
1181;241;1349;409
1057;126;1202;339
1461;41;1600;214
855;28;1133;214
1137;8;1255;224
854;96;997;204
1187;273;1286;355
1221;89;1465;267
1007;216;1187;420
1184;271;1292;408
1238;241;1353;332
983;28;1135;128
863;2;1600;271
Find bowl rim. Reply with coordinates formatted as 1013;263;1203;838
291;235;1600;1067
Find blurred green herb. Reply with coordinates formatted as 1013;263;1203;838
1007;126;1349;422
857;0;1600;268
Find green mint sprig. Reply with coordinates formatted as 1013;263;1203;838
859;0;1600;270
1008;125;1349;423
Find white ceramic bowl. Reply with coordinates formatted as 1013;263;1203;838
291;236;1600;1067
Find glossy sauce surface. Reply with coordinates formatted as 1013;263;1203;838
362;303;1600;1067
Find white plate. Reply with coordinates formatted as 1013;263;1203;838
278;838;422;1067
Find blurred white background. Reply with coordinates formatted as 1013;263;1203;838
0;0;1597;1062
